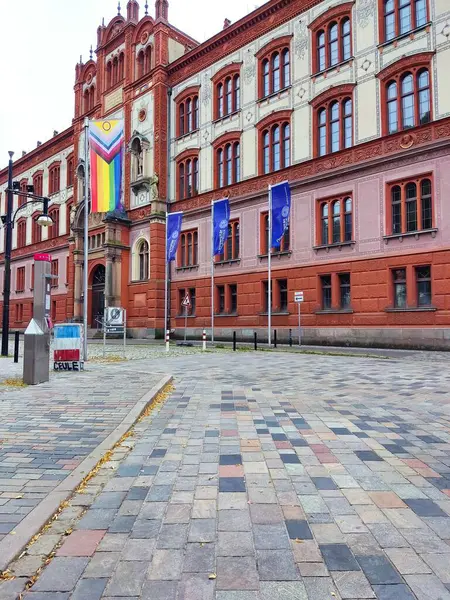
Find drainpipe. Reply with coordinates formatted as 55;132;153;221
166;88;172;332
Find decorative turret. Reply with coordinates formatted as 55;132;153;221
155;0;168;21
127;0;139;22
223;18;231;29
97;18;106;47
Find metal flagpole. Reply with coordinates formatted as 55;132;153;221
164;212;169;347
83;117;89;362
211;200;215;344
268;185;272;347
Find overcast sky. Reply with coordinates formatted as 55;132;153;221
0;0;265;171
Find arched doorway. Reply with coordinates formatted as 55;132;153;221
91;265;105;328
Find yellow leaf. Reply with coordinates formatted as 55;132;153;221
208;573;217;580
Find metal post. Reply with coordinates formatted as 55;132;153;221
165;329;170;352
14;331;19;363
202;329;206;351
254;331;257;351
184;305;187;342
1;152;14;357
298;303;302;346
211;200;215;343
123;310;126;358
233;331;236;351
289;328;293;347
164;214;169;347
267;185;272;348
274;329;277;348
83;118;89;362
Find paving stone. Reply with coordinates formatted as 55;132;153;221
77;509;117;531
83;552;121;578
372;584;416;600
404;498;448;517
259;581;308;600
147;549;184;580
355;555;402;585
405;574;450;600
104;560;148;596
140;581;178;600
177;574;215;600
24;594;70;600
189;519;216;542
71;578;107;600
249;504;283;524
332;571;375;599
157;524;188;548
421;553;450;583
218;509;251;531
253;523;290;548
57;530;105;557
183;543;215;572
0;578;29;599
298;562;329;577
218;531;254;556
33;557;89;592
319;544;361;571
303;576;340;600
130;519;162;539
215;593;259;600
121;538;156;561
385;548;431;575
256;550;299;580
27;534;61;555
217;556;259;590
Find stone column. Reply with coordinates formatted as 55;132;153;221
73;253;83;320
105;250;114;309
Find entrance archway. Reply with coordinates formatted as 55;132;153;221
91;265;105;328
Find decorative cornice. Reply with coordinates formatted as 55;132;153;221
174;84;201;104
309;1;355;31
175;147;200;162
256;109;294;131
310;83;356;107
255;34;293;59
212;130;243;148
211;62;243;83
376;51;435;81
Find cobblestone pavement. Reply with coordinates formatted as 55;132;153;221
1;351;448;599
0;357;168;570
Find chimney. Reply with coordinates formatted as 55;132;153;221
37;141;42;147
53;130;59;137
223;18;231;29
22;151;26;157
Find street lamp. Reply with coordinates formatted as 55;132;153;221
1;152;53;357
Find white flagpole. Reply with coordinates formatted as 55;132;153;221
211;200;215;344
164;212;169;348
83;117;89;362
268;185;272;347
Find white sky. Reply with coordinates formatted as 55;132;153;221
0;0;265;170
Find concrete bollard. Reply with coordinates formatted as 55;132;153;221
165;329;170;352
202;329;206;351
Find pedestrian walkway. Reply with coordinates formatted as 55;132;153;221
2;351;450;599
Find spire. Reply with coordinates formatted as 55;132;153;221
117;1;121;15
145;0;148;15
155;0;168;21
90;45;93;60
127;0;139;21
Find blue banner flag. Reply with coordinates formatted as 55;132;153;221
166;212;183;262
270;181;291;249
212;198;230;256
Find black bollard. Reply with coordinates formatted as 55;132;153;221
14;331;20;363
289;329;293;347
254;332;257;351
274;330;277;348
233;331;237;351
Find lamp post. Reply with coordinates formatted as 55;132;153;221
1;152;52;356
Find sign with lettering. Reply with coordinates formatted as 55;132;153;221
294;291;304;303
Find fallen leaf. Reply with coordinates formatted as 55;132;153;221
15;495;23;499
208;573;217;580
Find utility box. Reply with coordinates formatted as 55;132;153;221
23;253;52;385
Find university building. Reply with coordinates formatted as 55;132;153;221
1;0;450;348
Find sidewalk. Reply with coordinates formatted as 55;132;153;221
0;355;170;572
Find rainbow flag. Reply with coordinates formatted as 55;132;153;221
88;119;124;213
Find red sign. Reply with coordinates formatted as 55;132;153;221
34;253;52;262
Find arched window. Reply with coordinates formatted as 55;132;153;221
138;240;149;281
84;89;90;113
112;57;119;85
66;201;74;233
381;62;432;135
67;156;74;187
49;164;61;195
145;45;152;72
177;153;199;200
32;213;42;244
311;8;353;73
382;0;428;42
49;207;60;239
119;53;125;80
89;86;95;110
215;138;241;188
314;92;353;157
213;65;241;120
137;51;145;79
257;37;291;99
17;219;27;248
317;195;353;246
217;220;240;262
178;230;198;267
107;61;112;88
260;119;290;175
176;89;200;137
388;175;433;235
33;172;43;197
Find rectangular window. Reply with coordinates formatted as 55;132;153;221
31;264;35;290
219;220;240;262
189;288;196;314
339;273;351;309
262;280;270;313
51;259;59;288
15;303;23;323
416;265;431;306
229;284;238;314
217;285;225;314
321;275;332;310
178;288;196;315
278;279;288;312
51;300;57;322
179;230;198;267
16;267;25;292
393;268;407;308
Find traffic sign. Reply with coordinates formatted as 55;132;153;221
181;294;191;307
294;291;304;303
